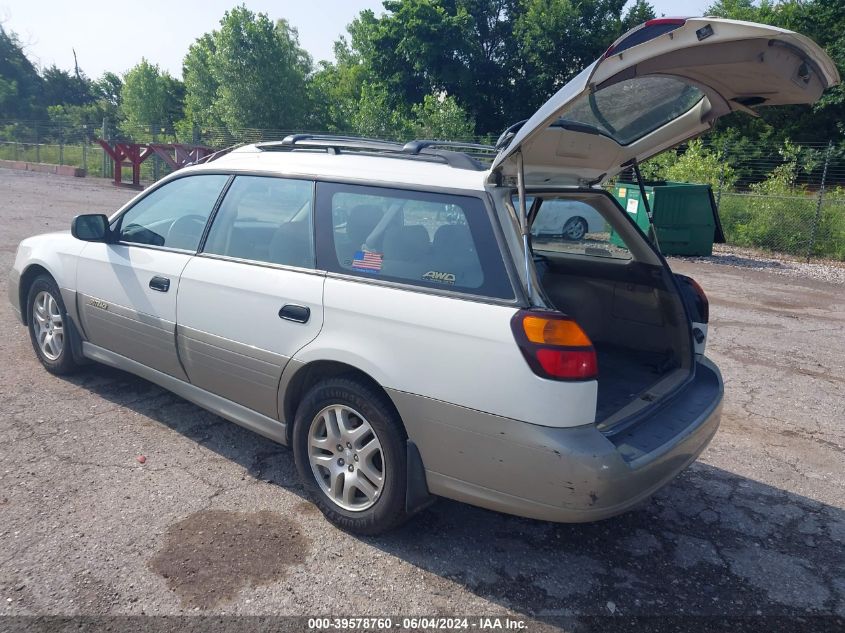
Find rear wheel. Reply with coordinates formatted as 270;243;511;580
292;377;408;534
26;275;79;375
562;217;588;240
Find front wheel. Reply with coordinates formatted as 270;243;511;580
26;275;80;375
292;377;409;535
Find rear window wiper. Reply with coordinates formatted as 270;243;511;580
551;119;607;136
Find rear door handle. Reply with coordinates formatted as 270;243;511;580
149;276;170;292
279;304;310;323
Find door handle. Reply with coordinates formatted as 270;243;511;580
279;304;310;323
149;276;171;292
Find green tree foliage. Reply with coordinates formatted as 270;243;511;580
642;140;737;190
350;82;414;139
120;59;184;137
182;33;224;136
515;0;653;97
95;72;123;111
337;0;655;136
0;25;44;120
41;65;95;107
181;6;312;139
308;38;371;133
717;140;845;259
411;93;476;140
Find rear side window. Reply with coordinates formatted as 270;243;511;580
203;176;314;268
316;182;514;299
530;197;631;260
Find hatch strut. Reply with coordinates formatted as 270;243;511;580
630;158;661;250
516;151;533;300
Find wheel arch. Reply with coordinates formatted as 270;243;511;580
281;359;403;445
281;358;434;514
18;263;54;325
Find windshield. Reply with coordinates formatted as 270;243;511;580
558;75;704;146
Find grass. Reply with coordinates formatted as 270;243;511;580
719;192;845;260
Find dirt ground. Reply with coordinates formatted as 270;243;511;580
0;168;843;626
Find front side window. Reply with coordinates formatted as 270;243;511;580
116;174;229;250
203;176;314;268
530;197;631;260
317;182;514;299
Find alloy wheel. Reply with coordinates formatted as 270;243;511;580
307;405;385;511
32;290;64;361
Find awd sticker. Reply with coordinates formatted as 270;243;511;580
88;298;109;310
422;270;456;285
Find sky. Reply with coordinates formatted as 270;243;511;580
1;0;711;79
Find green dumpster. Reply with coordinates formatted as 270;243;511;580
611;181;725;256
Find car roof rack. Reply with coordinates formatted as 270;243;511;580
253;134;496;171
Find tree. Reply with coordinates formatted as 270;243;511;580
0;25;44;120
350;82;414;139
411;93;476;139
308;38;371;133
41;65;95;107
120;59;184;137
515;0;654;99
95;72;123;111
338;0;656;136
182;33;224;137
181;6;313;139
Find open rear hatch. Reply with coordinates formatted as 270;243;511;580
490;17;839;187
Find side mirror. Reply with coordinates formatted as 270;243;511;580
71;214;110;242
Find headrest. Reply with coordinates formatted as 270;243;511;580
346;204;383;246
383;225;431;260
433;223;475;257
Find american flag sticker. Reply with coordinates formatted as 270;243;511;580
352;250;383;272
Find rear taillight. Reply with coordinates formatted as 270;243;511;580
676;274;709;323
511;310;597;381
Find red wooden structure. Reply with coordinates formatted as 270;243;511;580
97;140;214;188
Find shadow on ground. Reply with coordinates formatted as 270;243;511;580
64;364;845;620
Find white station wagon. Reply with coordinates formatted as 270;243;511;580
9;18;837;533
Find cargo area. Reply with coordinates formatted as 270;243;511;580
529;193;694;424
537;258;693;423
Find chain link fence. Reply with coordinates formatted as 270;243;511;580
637;138;845;262
1;119;843;262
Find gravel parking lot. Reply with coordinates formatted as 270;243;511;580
1;169;843;627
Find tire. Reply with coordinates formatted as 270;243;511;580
562;217;588;241
292;377;409;535
26;274;80;375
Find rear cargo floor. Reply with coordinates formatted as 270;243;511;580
595;345;673;421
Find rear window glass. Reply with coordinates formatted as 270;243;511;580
529;198;632;260
316;182;514;299
559;76;704;145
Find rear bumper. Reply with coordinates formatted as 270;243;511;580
392;356;723;523
8;268;22;323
